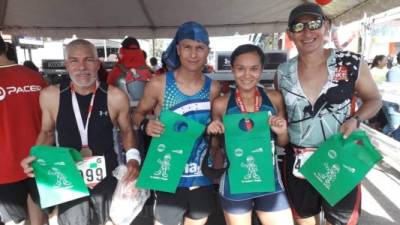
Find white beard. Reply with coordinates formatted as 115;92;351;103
69;73;97;88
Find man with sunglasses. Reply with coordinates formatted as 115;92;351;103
275;3;382;225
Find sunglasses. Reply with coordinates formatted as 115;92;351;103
289;19;323;33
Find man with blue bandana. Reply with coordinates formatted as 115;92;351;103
133;21;221;225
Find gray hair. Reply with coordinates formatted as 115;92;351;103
65;39;98;59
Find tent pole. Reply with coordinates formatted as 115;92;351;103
152;38;155;57
103;40;107;61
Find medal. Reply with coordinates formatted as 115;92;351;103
80;146;93;157
71;83;108;188
71;82;98;153
235;88;261;130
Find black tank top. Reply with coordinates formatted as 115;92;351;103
56;81;117;192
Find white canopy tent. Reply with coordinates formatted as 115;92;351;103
1;0;400;39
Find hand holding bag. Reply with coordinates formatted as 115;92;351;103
300;130;383;206
136;110;205;193
30;145;89;208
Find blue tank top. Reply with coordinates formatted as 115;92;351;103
162;71;212;187
219;87;285;201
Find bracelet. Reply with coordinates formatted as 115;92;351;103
126;148;141;165
140;118;149;133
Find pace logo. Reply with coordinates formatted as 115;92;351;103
0;85;42;102
0;87;5;101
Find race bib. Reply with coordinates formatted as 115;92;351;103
292;148;315;179
76;156;107;189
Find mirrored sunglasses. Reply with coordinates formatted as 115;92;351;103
289;20;323;33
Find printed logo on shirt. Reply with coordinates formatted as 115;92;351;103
99;110;108;116
333;65;349;82
0;85;42;101
0;87;5;101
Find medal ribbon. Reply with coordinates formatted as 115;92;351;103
71;82;98;148
235;88;261;130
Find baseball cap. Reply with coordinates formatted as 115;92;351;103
288;3;325;25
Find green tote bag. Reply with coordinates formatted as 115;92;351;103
223;111;275;194
136;110;205;193
300;130;383;206
30;145;89;208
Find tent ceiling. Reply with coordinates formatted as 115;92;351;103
1;0;400;39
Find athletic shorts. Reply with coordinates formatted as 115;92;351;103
283;146;362;225
154;186;216;225
0;178;40;224
219;191;290;215
57;178;117;225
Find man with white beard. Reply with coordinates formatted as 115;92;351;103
21;39;140;225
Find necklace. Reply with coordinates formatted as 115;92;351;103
235;88;261;130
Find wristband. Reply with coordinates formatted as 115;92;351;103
140;118;149;133
352;115;362;128
126;148;141;165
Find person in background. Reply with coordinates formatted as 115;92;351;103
154;52;170;77
150;56;161;73
142;50;148;61
0;35;48;225
368;55;390;131
386;55;394;69
381;52;400;137
133;21;221;225
207;44;294;225
387;52;400;82
106;37;152;104
107;37;152;86
23;60;40;72
97;62;109;83
5;42;17;63
276;3;381;225
370;55;388;84
202;64;215;74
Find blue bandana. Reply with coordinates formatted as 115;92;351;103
163;21;209;70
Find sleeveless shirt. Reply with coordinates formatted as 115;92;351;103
162;71;212;187
219;87;285;201
276;49;360;147
56;81;117;193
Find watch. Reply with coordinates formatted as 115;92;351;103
352;115;362;128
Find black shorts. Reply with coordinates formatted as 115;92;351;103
0;178;40;223
154;186;216;225
283;147;362;225
57;177;117;225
